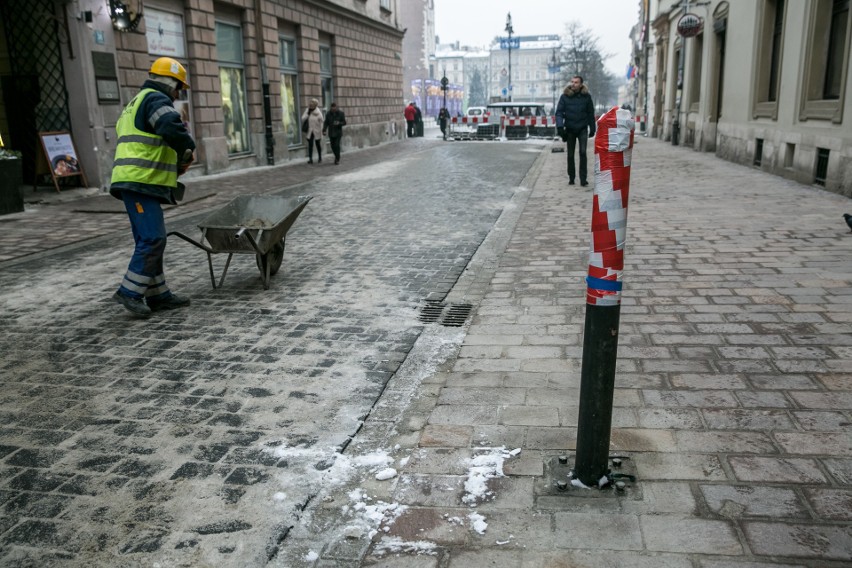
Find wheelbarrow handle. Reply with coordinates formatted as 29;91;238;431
167;230;215;253
233;227;263;255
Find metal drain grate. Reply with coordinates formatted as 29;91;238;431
440;303;473;327
418;301;473;327
418;301;446;323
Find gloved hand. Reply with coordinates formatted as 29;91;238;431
557;126;564;140
589;127;596;138
178;151;194;176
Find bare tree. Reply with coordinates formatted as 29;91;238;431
558;21;618;108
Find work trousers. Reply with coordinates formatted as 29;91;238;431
118;191;171;301
565;128;589;183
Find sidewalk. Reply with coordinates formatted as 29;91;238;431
282;137;852;566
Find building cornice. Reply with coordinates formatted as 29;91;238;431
302;0;406;38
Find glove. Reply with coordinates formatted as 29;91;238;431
557;127;564;139
178;151;194;176
588;127;596;138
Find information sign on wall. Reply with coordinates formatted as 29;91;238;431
145;8;186;58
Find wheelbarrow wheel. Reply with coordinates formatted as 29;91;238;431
256;240;285;277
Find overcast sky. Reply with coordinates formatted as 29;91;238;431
432;0;641;79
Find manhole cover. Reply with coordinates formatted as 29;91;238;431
418;302;474;327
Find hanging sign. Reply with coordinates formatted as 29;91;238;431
676;13;704;37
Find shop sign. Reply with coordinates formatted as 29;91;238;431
676;13;704;37
145;8;186;58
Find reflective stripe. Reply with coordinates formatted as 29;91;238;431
114;157;178;173
148;106;178;129
126;270;153;284
145;282;170;296
121;277;149;295
117;135;167;147
150;273;166;285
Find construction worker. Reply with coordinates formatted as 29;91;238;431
110;57;196;317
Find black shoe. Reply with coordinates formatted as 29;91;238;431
568;180;575;185
318;157;322;163
113;291;151;317
334;159;339;165
581;181;589;187
307;159;313;164
148;294;191;312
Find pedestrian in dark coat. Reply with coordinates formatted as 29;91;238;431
556;75;596;186
438;107;450;140
323;102;347;164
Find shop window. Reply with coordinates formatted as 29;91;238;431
216;21;250;154
320;45;333;110
801;0;850;122
753;0;785;118
279;36;300;146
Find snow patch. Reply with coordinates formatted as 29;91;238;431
468;512;488;535
372;536;438;556
375;467;397;481
304;550;319;562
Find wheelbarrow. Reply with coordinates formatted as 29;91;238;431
168;194;313;290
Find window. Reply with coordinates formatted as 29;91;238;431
380;0;392;11
319;45;334;110
753;138;764;167
814;148;830;185
801;0;851;121
216;21;250;154
753;0;785;118
688;33;703;109
280;36;300;146
824;0;850;99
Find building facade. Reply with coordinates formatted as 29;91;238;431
0;0;405;190
639;0;851;196
488;35;562;108
399;0;435;106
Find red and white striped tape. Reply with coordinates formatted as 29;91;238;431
586;107;635;306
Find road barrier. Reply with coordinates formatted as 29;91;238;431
448;116;499;140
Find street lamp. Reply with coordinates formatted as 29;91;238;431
505;12;514;102
549;47;560;111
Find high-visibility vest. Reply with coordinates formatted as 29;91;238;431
111;88;178;188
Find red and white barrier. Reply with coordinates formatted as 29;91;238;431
501;116;556;127
586;106;635;306
450;116;490;125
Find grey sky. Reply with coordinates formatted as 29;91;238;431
432;0;640;79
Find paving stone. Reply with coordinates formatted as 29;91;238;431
803;488;852;521
742;522;852;560
822;458;852;484
641;515;742;554
728;457;827;484
676;431;777;454
520;550;693;568
699;484;808;518
702;409;795;431
419;425;473;448
774;432;852;456
634;453;727;481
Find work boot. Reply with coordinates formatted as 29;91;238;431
148;294;191;312
113;291;151;317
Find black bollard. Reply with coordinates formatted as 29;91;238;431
572;106;634;488
573;303;621;486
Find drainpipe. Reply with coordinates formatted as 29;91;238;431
255;0;274;165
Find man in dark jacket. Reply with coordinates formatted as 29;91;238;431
110;57;196;317
556;75;596;186
323;102;347;164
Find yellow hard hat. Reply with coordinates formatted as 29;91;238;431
149;57;190;90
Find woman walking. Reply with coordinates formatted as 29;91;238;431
302;99;324;164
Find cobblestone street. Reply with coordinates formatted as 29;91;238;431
1;133;852;567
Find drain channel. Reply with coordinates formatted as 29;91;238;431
418;301;473;327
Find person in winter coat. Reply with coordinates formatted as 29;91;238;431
555;75;596;186
302;99;324;163
110;57;195;317
323;102;347;165
404;102;417;138
438;107;450;140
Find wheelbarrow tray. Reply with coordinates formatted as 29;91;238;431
199;194;312;255
168;194;313;289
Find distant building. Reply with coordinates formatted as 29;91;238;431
400;0;436;105
489;35;562;108
634;0;851;196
